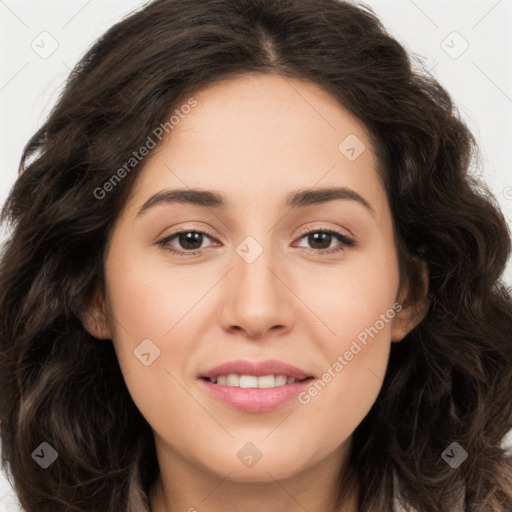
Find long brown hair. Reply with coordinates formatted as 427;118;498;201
1;0;511;510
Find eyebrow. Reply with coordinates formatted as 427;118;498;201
136;186;375;217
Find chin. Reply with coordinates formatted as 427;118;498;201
193;442;322;483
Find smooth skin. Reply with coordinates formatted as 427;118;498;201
84;73;428;512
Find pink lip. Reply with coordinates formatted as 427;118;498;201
199;379;313;412
198;359;315;413
199;359;313;380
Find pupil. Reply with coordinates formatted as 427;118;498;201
180;232;203;250
309;232;331;249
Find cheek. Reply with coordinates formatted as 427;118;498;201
103;248;216;427
294;310;396;452
105;246;202;354
103;266;195;445
296;335;389;454
293;242;400;421
296;236;400;351
102;253;174;377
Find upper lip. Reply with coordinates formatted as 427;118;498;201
199;359;314;380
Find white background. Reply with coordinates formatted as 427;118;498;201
1;0;511;509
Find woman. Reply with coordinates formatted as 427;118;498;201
1;0;511;510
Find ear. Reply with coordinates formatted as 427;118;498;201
81;285;112;340
391;258;429;342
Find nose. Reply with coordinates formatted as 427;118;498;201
218;243;296;340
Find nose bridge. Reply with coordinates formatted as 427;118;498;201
234;233;283;309
219;231;294;337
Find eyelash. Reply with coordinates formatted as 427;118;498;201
156;226;356;256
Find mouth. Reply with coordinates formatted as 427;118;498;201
199;359;315;386
198;359;316;412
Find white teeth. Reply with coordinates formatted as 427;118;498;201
226;374;240;387
210;374;297;388
275;375;287;386
258;375;276;388
239;375;258;388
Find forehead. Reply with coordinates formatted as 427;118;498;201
124;73;387;220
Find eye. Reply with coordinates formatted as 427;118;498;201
294;227;356;255
156;227;356;256
157;229;219;256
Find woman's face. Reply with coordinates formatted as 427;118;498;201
88;73;422;483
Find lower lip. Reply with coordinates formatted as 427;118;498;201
199;378;314;412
